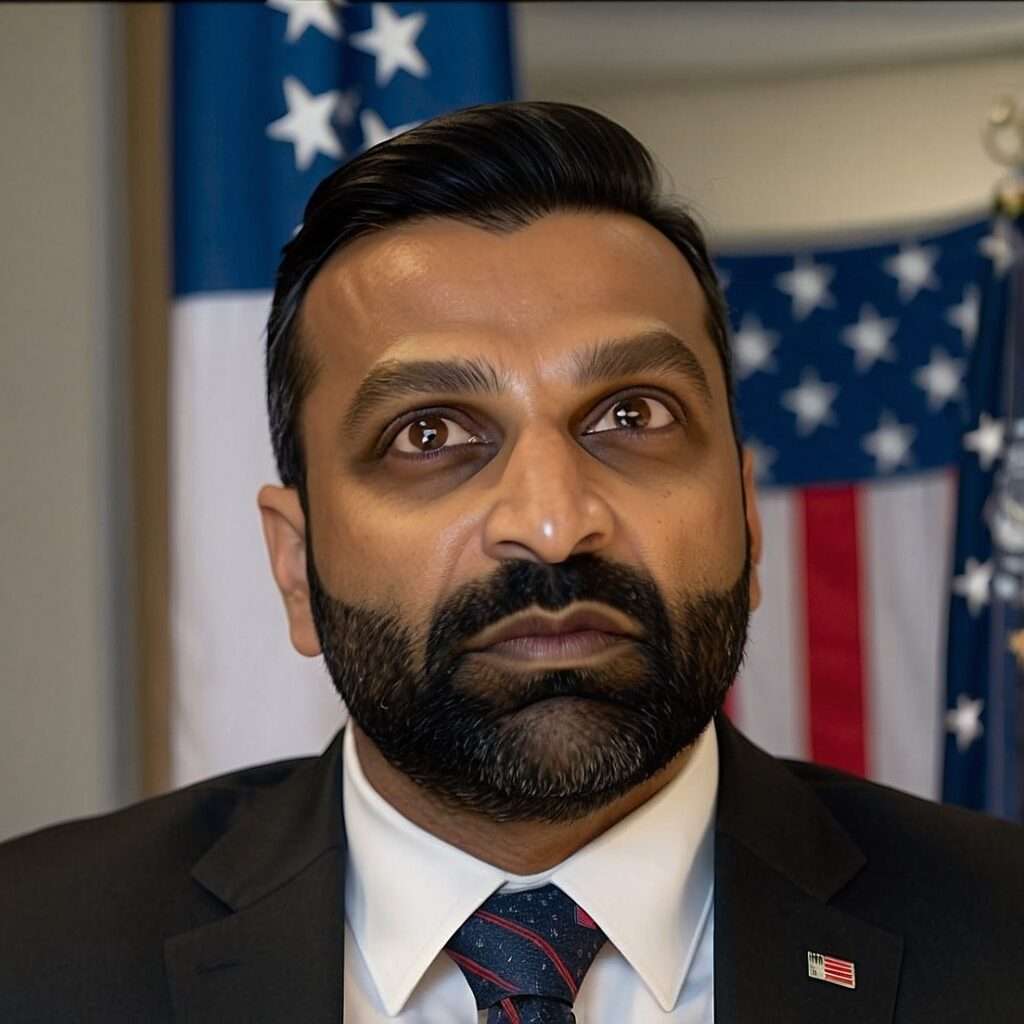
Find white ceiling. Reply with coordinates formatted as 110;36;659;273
514;2;1024;86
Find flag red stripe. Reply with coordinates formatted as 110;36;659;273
800;486;868;776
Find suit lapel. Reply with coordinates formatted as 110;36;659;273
713;715;903;1023
164;729;348;1023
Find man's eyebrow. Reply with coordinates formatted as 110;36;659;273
341;329;714;440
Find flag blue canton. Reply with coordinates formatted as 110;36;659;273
173;1;515;297
940;206;1024;822
717;220;987;488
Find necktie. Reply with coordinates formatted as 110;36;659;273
444;882;607;1023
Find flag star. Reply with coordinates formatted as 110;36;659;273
716;266;731;292
979;221;1018;277
744;437;778;483
841;303;899;372
732;313;779;379
913;347;965;412
266;76;343;171
989;489;1024;554
359;107;421;151
348;3;429;88
862;411;916;473
781;368;839;436
952;557;992;616
334;87;360;126
775;257;836;321
963;412;1005;471
266;0;342;42
883;242;941;302
945;694;984;753
946;283;980;349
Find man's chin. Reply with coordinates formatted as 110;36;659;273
488;702;663;774
495;690;633;732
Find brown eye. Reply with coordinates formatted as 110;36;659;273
390;414;483;458
586;395;676;437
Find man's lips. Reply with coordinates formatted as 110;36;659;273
465;605;641;652
474;629;630;661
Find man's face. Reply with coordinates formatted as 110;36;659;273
264;211;762;824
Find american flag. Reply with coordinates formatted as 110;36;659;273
716;214;1004;804
807;951;856;989
170;1;515;786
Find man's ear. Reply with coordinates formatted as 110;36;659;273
741;446;764;612
257;484;322;657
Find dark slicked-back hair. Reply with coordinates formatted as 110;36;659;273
266;100;737;503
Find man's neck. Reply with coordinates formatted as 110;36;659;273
350;721;695;875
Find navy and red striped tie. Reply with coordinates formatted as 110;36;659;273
443;883;607;1023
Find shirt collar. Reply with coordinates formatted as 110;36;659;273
343;719;718;1016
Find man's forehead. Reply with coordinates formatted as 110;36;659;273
299;211;715;377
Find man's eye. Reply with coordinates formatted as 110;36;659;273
387;394;682;462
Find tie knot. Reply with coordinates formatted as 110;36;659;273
444;883;607;1015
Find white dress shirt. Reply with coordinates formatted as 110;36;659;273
342;720;718;1022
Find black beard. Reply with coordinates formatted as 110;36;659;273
307;533;751;825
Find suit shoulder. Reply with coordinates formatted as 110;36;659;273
782;756;1024;896
774;756;1024;1017
0;755;315;939
0;755;317;1019
0;754;314;878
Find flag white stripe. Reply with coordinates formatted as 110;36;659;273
862;470;955;800
734;490;807;759
170;294;343;787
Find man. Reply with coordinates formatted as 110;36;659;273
1;101;1021;1022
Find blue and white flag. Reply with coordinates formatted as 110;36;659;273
942;191;1024;823
171;2;515;786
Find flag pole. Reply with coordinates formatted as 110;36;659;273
124;3;171;798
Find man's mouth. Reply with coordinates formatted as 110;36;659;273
476;629;630;662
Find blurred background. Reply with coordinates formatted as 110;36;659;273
2;1;1023;843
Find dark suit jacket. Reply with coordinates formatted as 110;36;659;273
1;714;1022;1022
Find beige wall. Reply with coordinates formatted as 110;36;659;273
0;3;133;842
0;2;1020;840
520;52;1023;241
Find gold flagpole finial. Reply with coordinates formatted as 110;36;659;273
1010;629;1024;671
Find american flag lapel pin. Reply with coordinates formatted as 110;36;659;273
807;951;856;989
